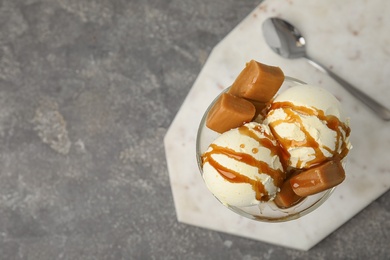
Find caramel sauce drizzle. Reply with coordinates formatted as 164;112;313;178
269;101;351;168
202;125;285;201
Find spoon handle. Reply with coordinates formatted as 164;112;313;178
304;57;390;121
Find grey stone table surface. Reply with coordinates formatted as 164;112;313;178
0;0;389;259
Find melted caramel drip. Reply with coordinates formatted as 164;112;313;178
269;101;350;168
202;125;285;201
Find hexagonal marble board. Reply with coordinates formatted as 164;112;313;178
164;0;390;250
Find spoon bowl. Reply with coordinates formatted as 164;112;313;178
262;17;390;121
262;18;306;59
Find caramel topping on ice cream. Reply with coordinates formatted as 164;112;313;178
268;101;351;169
202;124;285;202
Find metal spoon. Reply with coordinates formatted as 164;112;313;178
262;17;390;121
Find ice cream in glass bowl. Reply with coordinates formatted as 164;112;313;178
196;60;352;222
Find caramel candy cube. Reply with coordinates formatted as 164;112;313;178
274;178;304;208
249;100;268;120
290;158;346;197
228;60;284;103
206;92;255;133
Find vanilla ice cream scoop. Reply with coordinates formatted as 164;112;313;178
264;85;352;169
201;122;285;207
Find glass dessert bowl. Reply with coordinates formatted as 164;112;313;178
196;76;343;222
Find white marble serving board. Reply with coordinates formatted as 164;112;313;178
164;0;390;251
